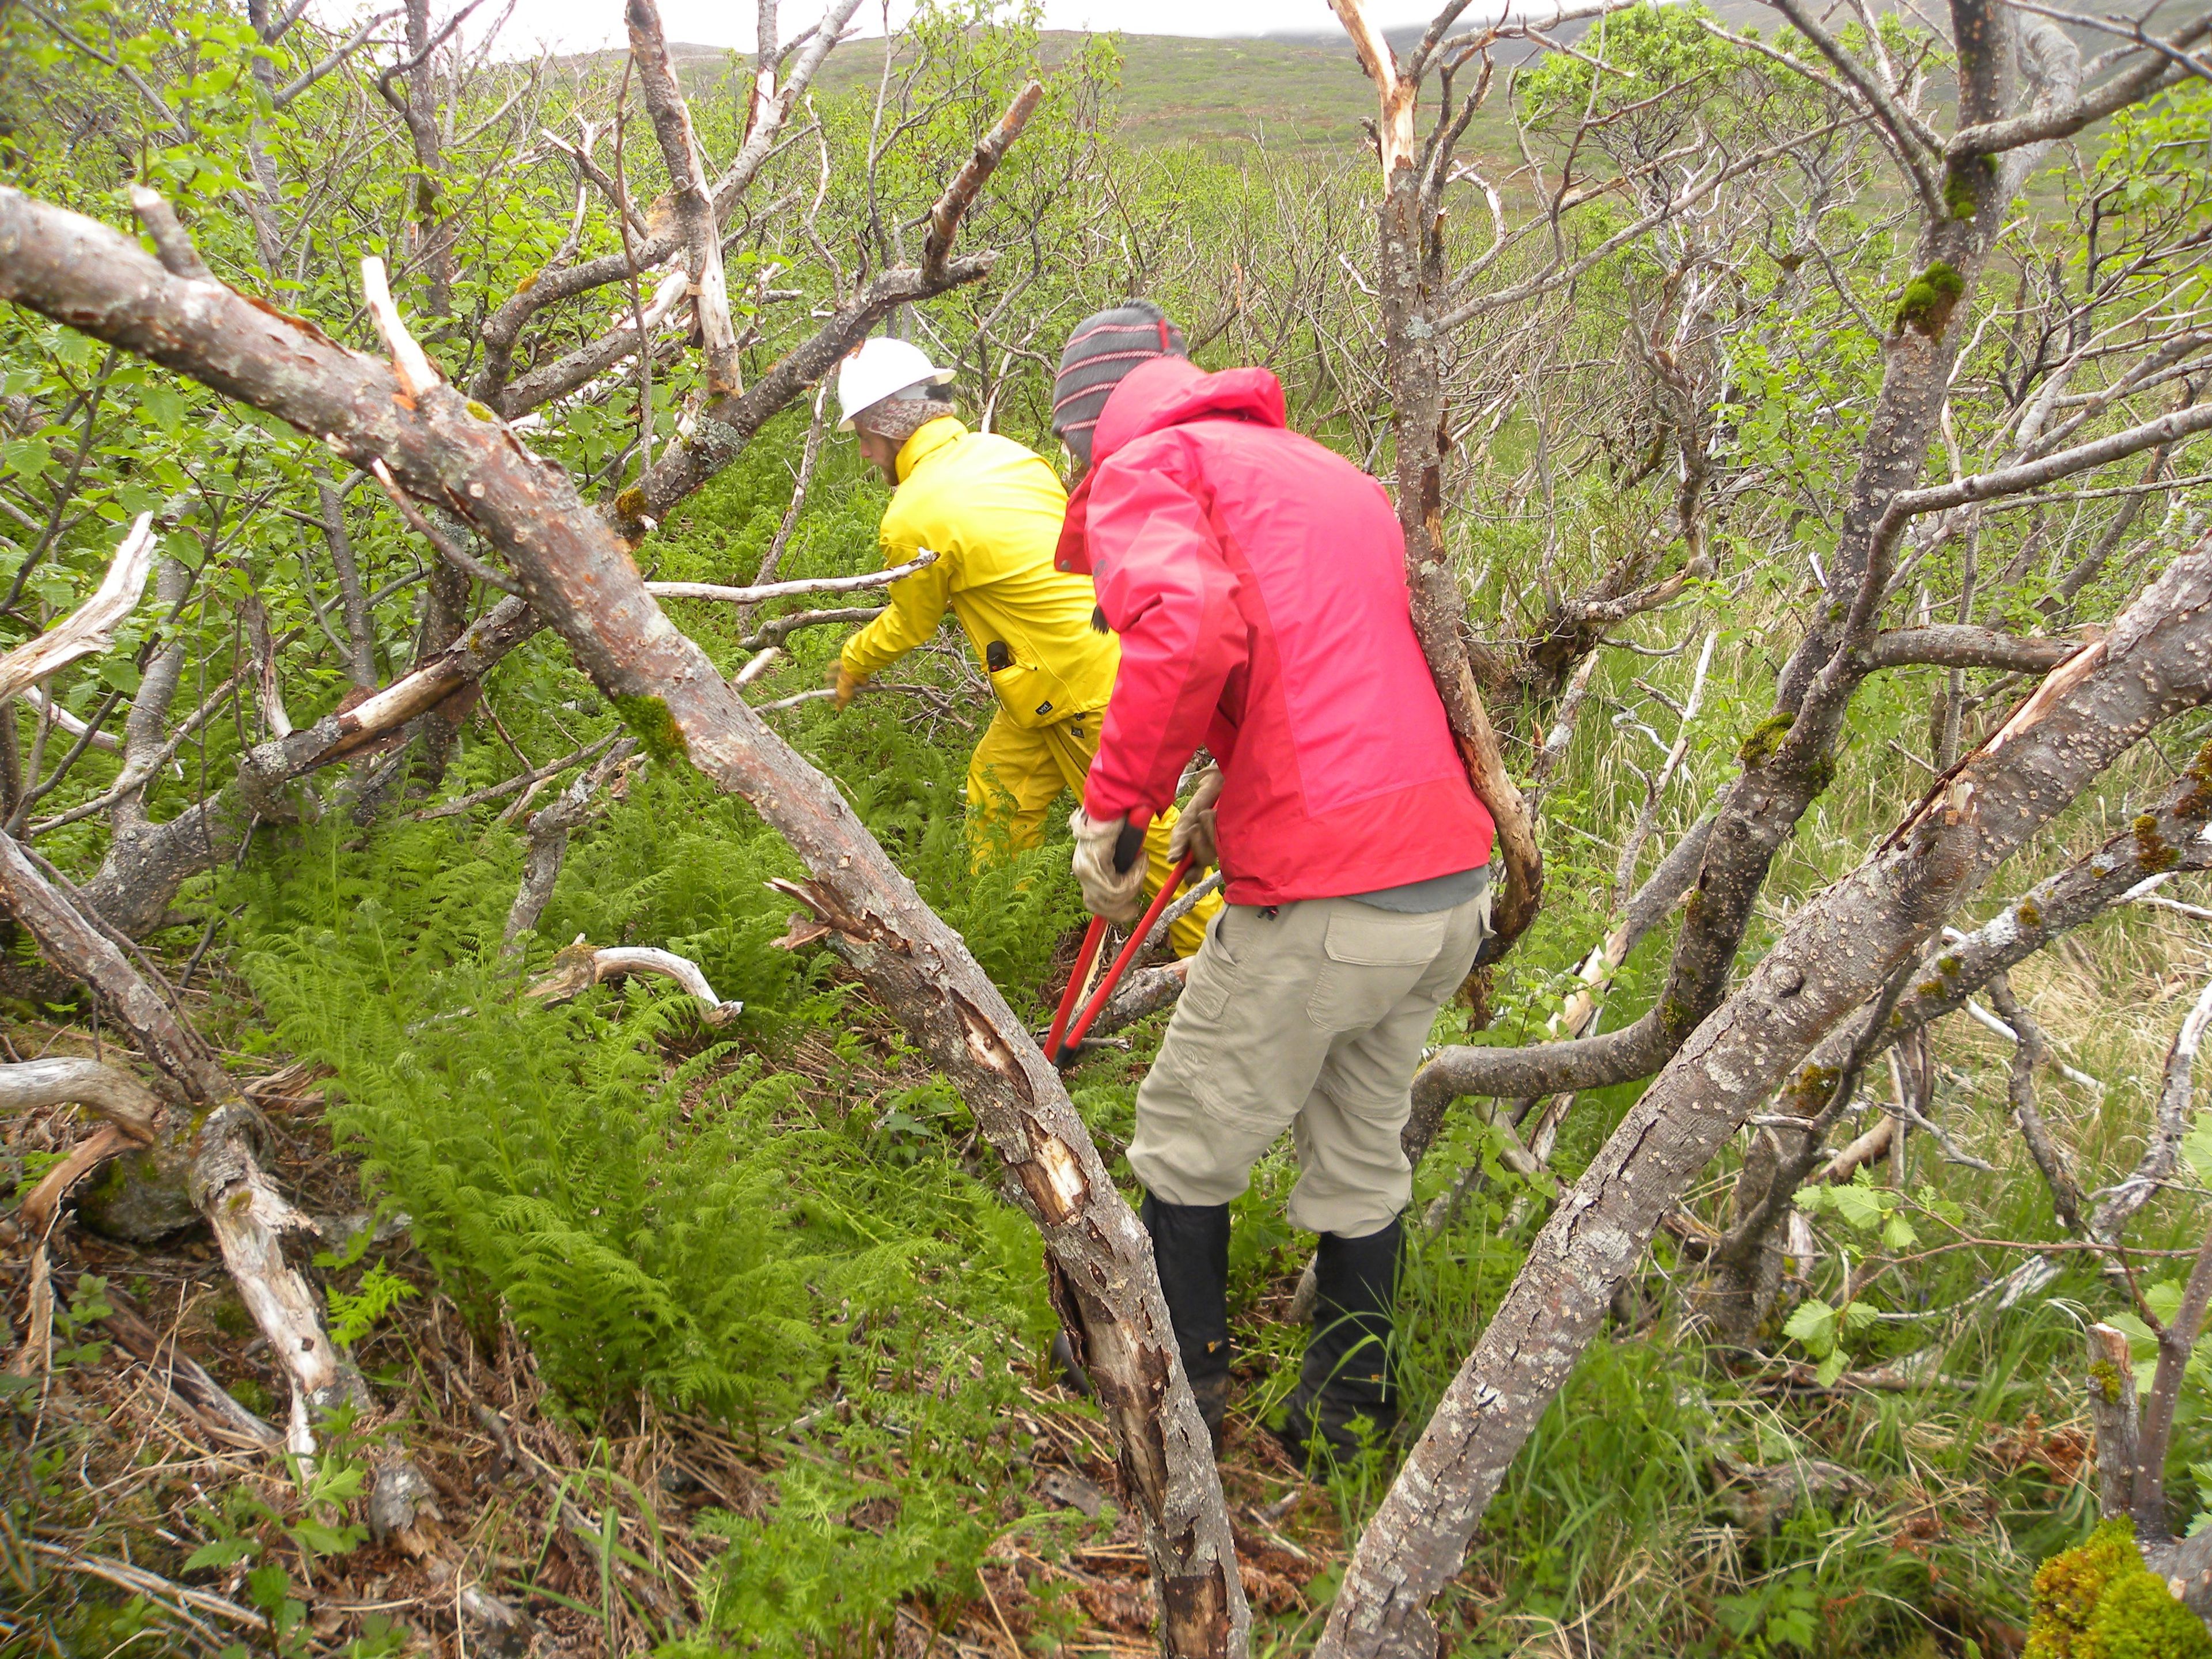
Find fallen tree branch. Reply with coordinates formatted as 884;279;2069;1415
0;826;528;1641
416;729;620;820
94;1271;285;1450
79;593;543;934
19;1124;129;1238
524;935;742;1024
735;604;881;653
0;1055;164;1140
2;1056;165;1238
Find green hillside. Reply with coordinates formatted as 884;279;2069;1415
669;30;1393;153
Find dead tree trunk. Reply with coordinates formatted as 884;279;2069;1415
0;188;1251;1656
0;829;532;1646
1331;0;1541;959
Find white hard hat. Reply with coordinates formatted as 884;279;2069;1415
835;337;954;431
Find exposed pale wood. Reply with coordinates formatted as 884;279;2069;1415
359;255;440;397
0;1056;164;1140
525;937;743;1024
626;0;743;397
18;686;120;751
646;548;937;605
0;514;154;701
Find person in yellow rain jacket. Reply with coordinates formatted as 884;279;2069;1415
823;336;1214;956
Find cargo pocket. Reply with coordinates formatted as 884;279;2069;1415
1306;904;1450;1032
986;652;1078;730
1180;908;1240;1022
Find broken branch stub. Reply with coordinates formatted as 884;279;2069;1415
0;514;156;701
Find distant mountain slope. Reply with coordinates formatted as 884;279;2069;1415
664;31;1387;153
663;3;2203;159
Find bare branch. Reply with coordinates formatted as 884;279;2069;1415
627;0;743;397
647;548;938;605
924;81;1044;281
0;1057;162;1142
1323;531;2212;1651
1868;624;2080;672
2092;972;2212;1244
1950;13;2210;158
1988;972;2086;1235
527;935;743;1024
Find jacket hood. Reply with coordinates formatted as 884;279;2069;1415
1091;358;1287;469
1055;359;1289;576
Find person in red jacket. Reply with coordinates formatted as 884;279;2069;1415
1050;300;1496;1465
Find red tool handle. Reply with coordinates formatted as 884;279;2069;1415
1043;915;1109;1064
1055;852;1198;1065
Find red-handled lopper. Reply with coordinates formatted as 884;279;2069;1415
1043;834;1198;1067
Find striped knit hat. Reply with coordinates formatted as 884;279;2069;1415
1051;300;1187;467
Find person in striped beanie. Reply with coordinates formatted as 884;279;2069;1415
1050;299;1187;471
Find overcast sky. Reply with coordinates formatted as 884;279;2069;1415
482;0;1447;56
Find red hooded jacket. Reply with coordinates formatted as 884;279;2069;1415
1056;357;1494;907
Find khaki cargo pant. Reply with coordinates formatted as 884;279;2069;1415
1126;884;1490;1239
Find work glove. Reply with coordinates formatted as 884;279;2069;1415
1166;763;1223;869
1070;807;1146;927
825;657;863;710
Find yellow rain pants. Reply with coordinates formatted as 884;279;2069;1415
967;707;1217;959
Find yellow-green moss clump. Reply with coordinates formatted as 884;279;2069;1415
610;692;690;769
1738;711;1794;768
1894;261;1965;337
2027;1519;2212;1658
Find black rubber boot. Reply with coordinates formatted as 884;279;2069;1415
1141;1192;1232;1453
1273;1216;1402;1468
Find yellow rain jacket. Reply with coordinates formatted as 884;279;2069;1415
838;415;1216;955
839;417;1118;724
